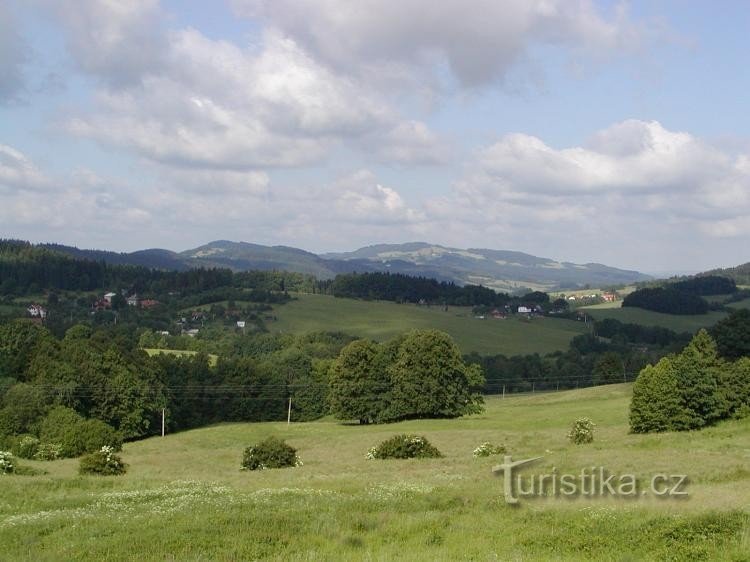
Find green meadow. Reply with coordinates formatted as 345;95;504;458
2;384;748;561
268;293;589;355
581;305;729;332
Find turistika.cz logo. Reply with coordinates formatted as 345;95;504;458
492;455;688;505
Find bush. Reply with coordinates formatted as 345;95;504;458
366;434;442;460
10;435;39;459
567;418;595;444
241;437;302;471
34;442;63;461
39;407;122;458
0;450;14;474
79;446;127;476
472;442;507;458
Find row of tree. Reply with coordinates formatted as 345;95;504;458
328;330;485;423
630;330;749;432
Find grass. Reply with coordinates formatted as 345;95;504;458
268;293;589;355
142;348;219;367
1;384;748;560
580;305;728;332
727;298;750;310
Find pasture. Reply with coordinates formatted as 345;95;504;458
581;305;728;332
2;384;748;561
268;293;589;355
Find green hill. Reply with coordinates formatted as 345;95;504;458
3;384;748;560
269;293;589;355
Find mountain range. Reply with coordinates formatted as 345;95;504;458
40;240;651;291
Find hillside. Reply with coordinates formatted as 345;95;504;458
2;384;748;560
701;261;750;285
44;239;651;291
268;293;589;355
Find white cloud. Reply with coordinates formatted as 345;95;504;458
34;0;166;86
475;120;732;197
233;0;648;88
365;120;450;165
422;120;750;262
0;144;50;191
62;27;401;169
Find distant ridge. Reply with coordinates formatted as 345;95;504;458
41;240;651;291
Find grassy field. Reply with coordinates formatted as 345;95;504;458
2;384;748;560
580;305;728;332
268;294;589;355
727;298;750;310
142;348;219;367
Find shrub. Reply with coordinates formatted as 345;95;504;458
472;442;507;458
34;442;63;461
733;404;750;420
241;437;302;471
366;434;442;460
11;435;39;459
79;446;127;476
567;418;595;444
39;407;122;458
0;450;15;474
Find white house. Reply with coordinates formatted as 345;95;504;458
517;306;532;314
103;292;117;304
27;304;47;319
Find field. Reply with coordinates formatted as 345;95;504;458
2;384;748;561
268;294;589;355
581;305;729;332
142;348;219;367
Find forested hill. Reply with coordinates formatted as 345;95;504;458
18;239;650;291
0;240;315;296
700;262;750;285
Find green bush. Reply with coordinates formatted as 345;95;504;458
10;435;39;459
472;442;507;458
241;437;302;471
40;407;122;458
79;446;127;476
567;418;595;444
34;442;63;461
366;434;442;460
0;450;14;474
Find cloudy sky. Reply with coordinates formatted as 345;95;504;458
2;1;749;274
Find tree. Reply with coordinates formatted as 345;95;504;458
630;330;724;433
710;309;750;360
387;330;484;421
718;357;750;417
629;358;689;433
672;330;723;428
592;352;624;385
328;339;388;424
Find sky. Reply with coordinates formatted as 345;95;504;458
1;1;750;274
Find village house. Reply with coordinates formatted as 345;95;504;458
27;304;47;319
127;294;139;307
103;292;117;304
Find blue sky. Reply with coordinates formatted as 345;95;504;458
1;1;749;274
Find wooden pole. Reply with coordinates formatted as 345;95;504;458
502;385;505;400
161;409;165;437
287;397;292;425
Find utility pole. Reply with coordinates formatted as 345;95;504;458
287;397;292;425
502;384;505;400
532;382;535;394
161;409;165;437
